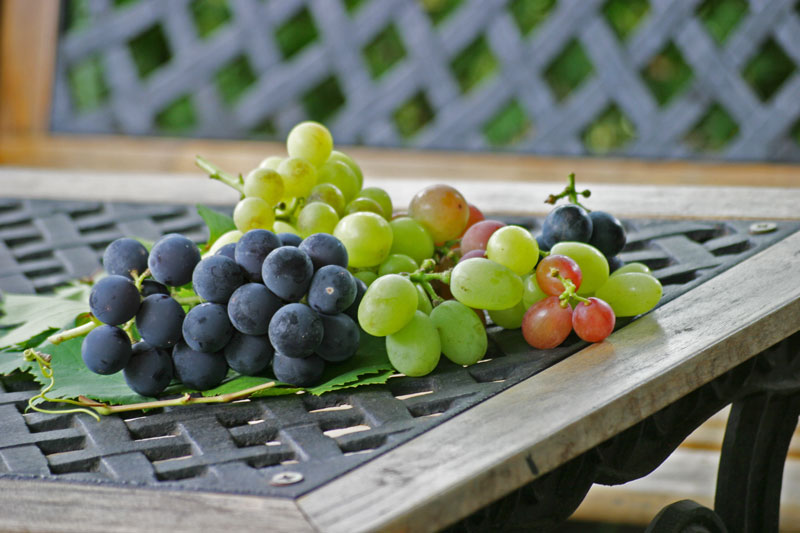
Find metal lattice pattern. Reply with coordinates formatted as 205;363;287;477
1;198;799;498
52;0;800;161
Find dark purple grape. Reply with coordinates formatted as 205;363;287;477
192;255;245;304
140;280;169;297
224;332;274;375
588;211;627;257
182;303;233;353
215;242;237;260
278;233;303;247
344;277;367;320
89;275;141;325
81;325;132;375
535;233;553;252
298;233;348;271
148;234;201;286
307;265;356;315
227;283;282;336
541;204;593;245
316;313;360;363
607;255;625;273
272;352;325;387
124;341;173;396
172;341;228;391
135;294;185;349
268;303;323;358
102;238;148;279
262;246;314;302
234;229;280;282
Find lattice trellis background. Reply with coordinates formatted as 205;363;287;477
52;0;800;161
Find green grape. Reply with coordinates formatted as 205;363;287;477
429;300;487;365
389;217;435;264
286;121;333;167
522;273;548;308
207;229;242;256
488;299;526;329
244;168;284;207
386;311;441;377
296;201;339;238
327;150;363;190
450;258;523;310
358;274;418;336
334;212;393;268
595;272;663;317
357;187;392;219
345;197;383;216
273;220;299;235
415;284;432;314
353;270;378;286
233;197;274;232
611;262;651;276
317;160;360;202
258;156;283;170
550;241;610;296
378;254;418;276
308;183;346;216
277;157;317;200
485;225;539;276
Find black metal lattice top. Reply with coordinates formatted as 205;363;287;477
0;198;798;499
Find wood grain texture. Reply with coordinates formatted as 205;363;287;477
0;478;312;533
298;231;800;533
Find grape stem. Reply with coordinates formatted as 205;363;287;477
552;269;590;308
275;197;305;221
23;349;102;421
545;173;591;211
133;268;151;291
47;317;102;345
419;280;444;306
196;156;245;195
175;294;204;306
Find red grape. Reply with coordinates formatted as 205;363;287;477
460;220;506;254
572;297;615;342
409;185;470;244
460;204;485;236
536;254;582;296
459;249;486;261
521;296;573;349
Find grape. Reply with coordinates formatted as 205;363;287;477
81;325;132;375
488;300;526;329
234;229;281;283
182;303;234;353
135;294;185;349
550;242;609;296
345;197;383;217
459;249;486;261
415;283;432;314
522;273;548;307
192;255;245;303
521;296;573;349
353;270;377;286
278;157;317;200
208;229;242;255
89;275;141;325
259;155;283;170
611;262;651;276
286;121;333;167
227;283;283;336
408;184;470;244
233;197;275;233
588;211;626;257
344;277;368;320
460;204;485;236
388;217;434;264
356;187;392;219
140;279;169;297
572;297;616;342
224;332;274;376
595;273;662;317
536;234;553;252
123;341;173;397
262;246;314;302
357;274;418;336
268;303;324;358
486;226;540;276
299;233;349;271
608;255;624;273
272;352;325;387
278;233;303;247
535;254;582;296
450;258;523;310
315;313;360;362
148;234;201;287
327;150;363;190
297;201;339;238
317;160;359;202
215;243;237;261
172;341;228;391
102;237;148;278
541;204;593;244
386;311;441;377
429;300;487;365
273;220;300;236
307;265;356;314
460;220;506;255
378;254;418;276
244;168;284;207
333;212;393;268
308;183;346;216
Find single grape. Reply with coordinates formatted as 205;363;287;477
386;311;441;377
244;168;284;207
595;273;662;317
353;270;378;286
148;233;201;287
140;279;169;297
296;201;339;238
262;246;314;302
378;254;418;276
224;331;274;376
486;225;540;276
357;274;418;336
124;341;173;397
536;234;553;252
316;159;359;202
259;155;283;170
460;249;486;261
277;157;317;200
356;187;392;220
172;341;229;391
307;265;357;314
550;242;609;296
102;237;148;278
344;277;368;320
273;220;300;236
234;229;281;282
521;296;573;350
541;204;593;245
429;300;487;365
268;303;324;358
345;196;383;217
460;220;506;255
227;283;283;336
522;273;548;308
535;254;582;296
450;258;523;310
192;255;245;303
608;255;624;273
408;184;470;244
611;262;651;277
278;232;303;247
215;242;237;261
182;303;234;353
333;212;393;268
233;197;275;233
81;325;132;375
89;275;141;325
572;297;616;342
286;121;333;167
298;233;349;271
208;229;242;255
388;217;434;265
488;300;527;329
459;204;485;236
588;211;626;257
135;294;185;349
415;283;432;314
308;183;346;216
315;312;360;362
327;150;363;190
272;352;325;387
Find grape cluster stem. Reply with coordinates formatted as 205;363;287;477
545;173;591;210
552;269;591;308
23;349;102;421
196;156;245;196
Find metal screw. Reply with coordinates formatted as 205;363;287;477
270;471;304;486
749;222;777;235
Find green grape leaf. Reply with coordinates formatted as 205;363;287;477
0;350;32;375
0;293;89;350
196;204;236;250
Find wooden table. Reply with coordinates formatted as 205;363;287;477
0;161;799;533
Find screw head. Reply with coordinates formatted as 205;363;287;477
749;222;777;234
270;471;304;486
